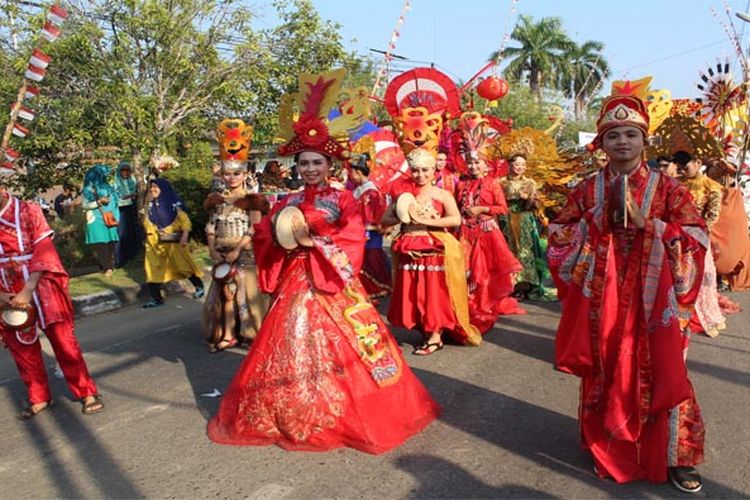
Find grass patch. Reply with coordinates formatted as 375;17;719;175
68;244;211;298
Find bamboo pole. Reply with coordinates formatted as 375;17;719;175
1;80;29;154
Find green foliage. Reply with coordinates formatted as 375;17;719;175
51;208;98;271
484;85;558;131
161;142;214;243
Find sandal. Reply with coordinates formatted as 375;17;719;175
668;466;703;494
142;300;165;309
18;400;53;420
81;395;104;415
413;341;444;356
210;338;238;353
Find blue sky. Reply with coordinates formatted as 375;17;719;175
251;0;750;99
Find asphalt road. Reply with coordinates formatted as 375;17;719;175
0;289;748;499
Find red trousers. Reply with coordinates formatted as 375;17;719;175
1;320;98;404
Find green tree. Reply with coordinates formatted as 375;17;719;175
492;15;574;102
557;41;610;121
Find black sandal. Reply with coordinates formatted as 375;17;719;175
18;400;53;420
81;395;104;415
668;466;703;494
413;341;444;356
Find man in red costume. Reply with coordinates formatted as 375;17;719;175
0;185;102;418
547;95;706;493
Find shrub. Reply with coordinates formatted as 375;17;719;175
51;208;98;272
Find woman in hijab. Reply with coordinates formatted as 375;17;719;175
142;178;204;308
82;164;119;277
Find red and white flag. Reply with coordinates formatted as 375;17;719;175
25;64;46;82
48;4;69;26
0;162;15;175
29;49;52;69
12;123;29;138
4;148;20;162
25;86;40;99
15;106;35;121
41;21;62;42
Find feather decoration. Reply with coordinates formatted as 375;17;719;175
297;68;346;119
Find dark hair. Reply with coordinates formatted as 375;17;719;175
656;155;671;164
350;153;370;177
672;151;692;165
508;153;527;163
292;152;332;165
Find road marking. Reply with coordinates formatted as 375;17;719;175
155;324;182;333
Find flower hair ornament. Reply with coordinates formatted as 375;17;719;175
277;68;366;160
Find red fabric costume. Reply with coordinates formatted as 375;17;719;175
547;163;706;484
388;195;481;345
353;181;391;300
0;196;97;404
207;185;440;454
457;177;525;333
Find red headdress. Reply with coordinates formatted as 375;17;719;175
384;67;460;157
589;94;650;150
277;68;365;160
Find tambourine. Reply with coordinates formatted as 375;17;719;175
274;206;306;250
1;304;36;330
395;192;417;224
211;262;237;283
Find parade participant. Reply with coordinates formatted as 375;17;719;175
350;154;391;301
258;160;288;192
0;185;103;418
675;150;729;336
81;164;119;277
207;69;440;454
142;178;204;308
383;148;481;354
498;154;554;301
547;95;707;492
455;134;524;334
203;119;269;351
114;161;141;267
707;159;750;290
435;150;458;195
656;155;677;177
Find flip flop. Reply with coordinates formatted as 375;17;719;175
81;395;104;415
668;466;703;494
18;400;53;420
210;338;238;353
413;341;444;356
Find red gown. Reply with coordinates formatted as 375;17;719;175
0;196;97;404
353;181;391;300
547;163;706;484
207;184;440;454
457;177;525;333
388;196;481;345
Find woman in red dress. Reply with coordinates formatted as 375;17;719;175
457;153;525;334
207;70;440;454
383;148;481;355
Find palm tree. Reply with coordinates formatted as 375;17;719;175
558;41;610;120
490;15;574;102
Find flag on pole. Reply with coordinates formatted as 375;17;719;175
15;106;35;121
4;148;20;162
0;162;15;175
41;21;62;42
29;49;52;69
25;65;46;82
24;86;40;100
48;4;69;25
12;123;29;138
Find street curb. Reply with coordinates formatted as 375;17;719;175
72;274;207;318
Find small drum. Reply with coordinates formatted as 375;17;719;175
395;192;417;224
211;262;237;283
1;304;36;331
274;206;306;250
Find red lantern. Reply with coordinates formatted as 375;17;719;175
476;76;509;101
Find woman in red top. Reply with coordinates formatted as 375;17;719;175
207;70;439;454
457;153;525;334
383;148;481;355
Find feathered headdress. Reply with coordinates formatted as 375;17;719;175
277;68;365;160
